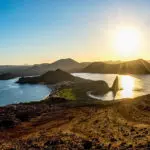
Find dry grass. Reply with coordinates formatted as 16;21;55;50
0;95;150;149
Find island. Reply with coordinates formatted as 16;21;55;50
16;69;118;98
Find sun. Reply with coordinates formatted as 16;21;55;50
114;27;141;57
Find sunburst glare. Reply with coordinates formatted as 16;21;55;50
114;27;141;58
119;75;135;98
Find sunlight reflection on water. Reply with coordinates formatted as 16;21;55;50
72;73;147;100
119;75;135;98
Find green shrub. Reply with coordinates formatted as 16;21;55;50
57;88;76;100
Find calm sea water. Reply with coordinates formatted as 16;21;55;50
72;73;150;101
0;78;51;106
1;74;150;105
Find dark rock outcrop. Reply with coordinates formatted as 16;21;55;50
111;76;119;92
17;69;76;84
79;80;110;95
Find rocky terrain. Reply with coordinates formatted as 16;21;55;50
0;94;149;149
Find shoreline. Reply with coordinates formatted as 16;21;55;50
0;75;148;107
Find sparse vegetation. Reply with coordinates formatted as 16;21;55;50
57;88;76;100
0;95;150;149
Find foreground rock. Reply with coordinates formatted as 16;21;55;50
0;97;68;130
0;95;150;149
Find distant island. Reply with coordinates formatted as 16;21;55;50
0;59;150;79
17;69;83;84
0;58;89;77
82;59;150;74
17;69;115;96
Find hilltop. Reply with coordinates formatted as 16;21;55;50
0;94;149;149
82;59;150;74
23;58;83;75
0;58;89;77
17;69;84;84
0;59;150;79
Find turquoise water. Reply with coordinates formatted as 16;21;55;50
0;78;51;106
72;73;150;100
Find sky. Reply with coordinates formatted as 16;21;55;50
0;0;150;65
